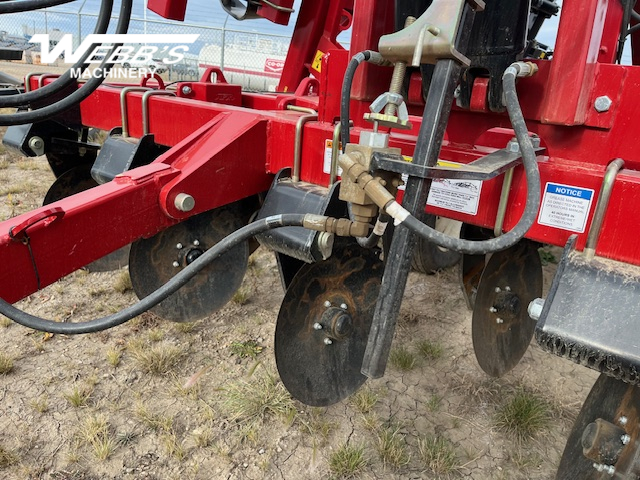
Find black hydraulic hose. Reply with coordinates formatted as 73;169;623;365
356;213;390;249
0;0;114;108
0;0;75;14
340;50;392;153
0;214;307;334
379;63;541;255
0;0;132;126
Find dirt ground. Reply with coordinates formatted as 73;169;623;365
0;62;600;480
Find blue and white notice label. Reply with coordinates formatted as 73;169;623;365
538;182;595;233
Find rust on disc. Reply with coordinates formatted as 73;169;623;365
275;244;383;407
471;239;542;377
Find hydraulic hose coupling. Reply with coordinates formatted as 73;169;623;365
302;214;370;238
338;152;396;211
504;61;538;79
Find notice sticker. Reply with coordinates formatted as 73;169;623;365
538;182;594;233
323;139;342;176
426;178;483;215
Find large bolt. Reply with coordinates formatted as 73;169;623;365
174;193;195;212
323;300;332;308
621;434;631;445
340;303;348;311
384;16;416;117
619;416;628;427
324;338;333;345
176;243;183;249
528;298;545;321
172;261;180;268
28;136;45;156
181;85;192;95
594;96;612;113
313;323;323;331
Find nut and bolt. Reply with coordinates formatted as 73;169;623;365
528;298;545;321
621;434;631;445
340;303;348;310
619;416;628;427
172;261;180;268
496;318;504;324
594;96;612;113
489;307;497;313
593;463;615;475
313;323;323;331
384;16;416;117
193;240;200;246
323;300;332;308
494;287;501;293
176;243;183;249
504;286;511;292
323;338;333;345
181;85;193;95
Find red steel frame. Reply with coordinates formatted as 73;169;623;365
1;0;640;304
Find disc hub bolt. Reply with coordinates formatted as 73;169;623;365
323;300;332;308
496;318;504;324
621;434;631;445
619;416;628;427
324;338;333;345
313;323;323;330
340;303;348;310
172;261;180;268
505;286;511;292
489;307;497;313
176;243;183;249
495;287;501;293
193;240;200;246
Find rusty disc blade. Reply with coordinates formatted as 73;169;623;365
43;164;130;272
557;374;640;479
275;245;383;407
471;240;542;377
129;204;248;322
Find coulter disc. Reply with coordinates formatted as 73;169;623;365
471;239;542;377
43;164;130;272
129;204;248;322
275;245;383;407
556;374;640;479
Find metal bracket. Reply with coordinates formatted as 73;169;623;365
378;0;485;67
370;142;544;182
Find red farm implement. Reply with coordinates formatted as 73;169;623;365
2;0;640;476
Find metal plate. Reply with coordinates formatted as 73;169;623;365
275;245;383;407
557;374;640;479
471;240;542;377
129;204;248;322
43;164;130;272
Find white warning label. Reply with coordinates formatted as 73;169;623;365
323;139;342;176
426;178;483;215
538;182;594;233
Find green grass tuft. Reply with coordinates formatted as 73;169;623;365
495;389;551;442
329;443;368;479
389;346;417;371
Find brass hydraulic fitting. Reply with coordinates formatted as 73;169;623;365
302;215;370;238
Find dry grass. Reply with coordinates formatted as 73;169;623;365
328;443;368;479
64;385;93;408
113;270;133;293
495;389;552;442
417;339;443;361
106;347;122;368
350;387;379;414
128;339;184;374
375;422;410;469
0;444;18;467
0;352;14;374
0;315;12;328
134;402;174;433
222;370;296;427
389;346;417;371
418;434;461;476
30;396;49;413
79;414;117;461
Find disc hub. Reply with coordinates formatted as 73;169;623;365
319;306;354;340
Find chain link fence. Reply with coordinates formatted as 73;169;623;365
0;6;294;91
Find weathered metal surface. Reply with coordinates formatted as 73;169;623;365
472;239;542;377
129;203;248;322
557;374;640;479
275;244;383;406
